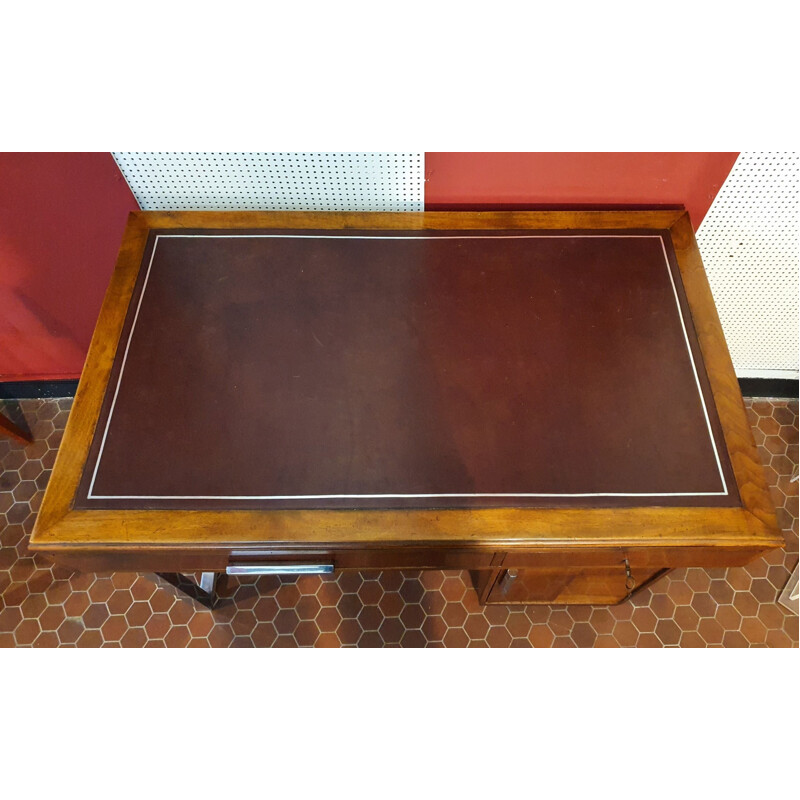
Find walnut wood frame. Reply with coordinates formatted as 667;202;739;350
29;211;783;587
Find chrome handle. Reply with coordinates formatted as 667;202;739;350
499;569;518;595
226;564;334;576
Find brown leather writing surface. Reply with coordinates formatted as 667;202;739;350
76;229;738;510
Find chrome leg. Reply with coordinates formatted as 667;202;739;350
155;571;220;609
199;572;217;595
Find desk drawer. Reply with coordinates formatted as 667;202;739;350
485;565;665;605
47;546;496;575
228;547;496;571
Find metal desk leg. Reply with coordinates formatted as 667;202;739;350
156;571;220;610
198;572;217;595
0;408;33;444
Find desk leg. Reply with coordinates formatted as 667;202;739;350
0;410;33;444
157;571;220;610
198;572;217;595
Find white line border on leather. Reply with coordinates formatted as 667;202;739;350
88;232;728;500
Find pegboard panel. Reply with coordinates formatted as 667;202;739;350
111;152;424;212
697;152;798;377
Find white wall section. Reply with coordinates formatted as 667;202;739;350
112;152;424;212
697;152;798;378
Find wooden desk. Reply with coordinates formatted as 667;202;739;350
30;211;783;605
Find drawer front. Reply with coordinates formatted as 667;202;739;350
486;565;665;605
228;548;495;572
502;549;627;569
46;550;229;574
501;544;770;572
48;547;497;575
331;548;496;570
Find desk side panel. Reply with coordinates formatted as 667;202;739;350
668;213;781;537
31;505;780;549
31;213;151;539
134;209;689;232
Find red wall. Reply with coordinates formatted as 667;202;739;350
0;153;139;381
424;152;738;230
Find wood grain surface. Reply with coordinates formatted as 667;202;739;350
29;211;783;576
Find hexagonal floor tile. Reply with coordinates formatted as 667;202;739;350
0;397;797;648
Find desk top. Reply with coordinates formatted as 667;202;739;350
76;227;734;510
31;211;780;552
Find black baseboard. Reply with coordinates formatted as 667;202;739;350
1;377;797;401
738;378;798;399
0;380;80;400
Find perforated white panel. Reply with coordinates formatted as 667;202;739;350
697;152;799;377
112;152;424;212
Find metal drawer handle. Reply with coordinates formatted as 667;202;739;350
226;564;334;576
624;558;636;592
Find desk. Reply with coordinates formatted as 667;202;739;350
30;211;783;605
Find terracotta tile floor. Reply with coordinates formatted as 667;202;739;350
0;397;797;648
